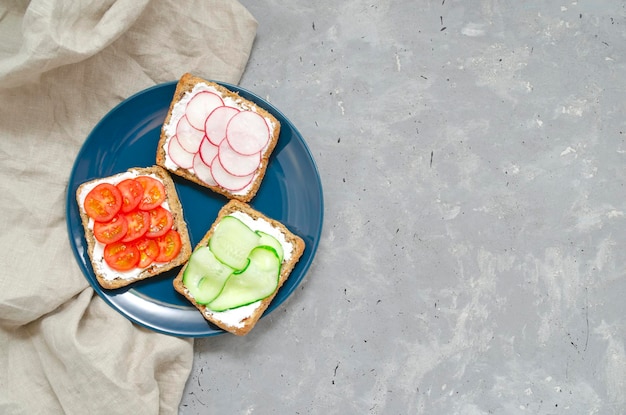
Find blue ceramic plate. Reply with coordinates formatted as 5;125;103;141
66;81;324;337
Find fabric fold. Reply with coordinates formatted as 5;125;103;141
0;0;151;88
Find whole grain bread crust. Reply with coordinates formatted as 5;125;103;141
173;200;305;336
75;166;192;289
156;73;281;203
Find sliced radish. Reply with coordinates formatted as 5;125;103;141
218;138;261;177
226;110;270;156
211;157;255;191
168;136;195;169
186;91;224;130
176;115;205;153
193;152;217;187
204;106;239;146
199;136;219;165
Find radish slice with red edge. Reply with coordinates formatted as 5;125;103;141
186;91;224;130
211;157;255;191
193;152;217;186
226;110;270;156
168;136;195;169
218;138;261;177
199;136;219;165
176;115;205;153
204;106;239;146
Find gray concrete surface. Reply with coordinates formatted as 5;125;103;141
180;1;626;413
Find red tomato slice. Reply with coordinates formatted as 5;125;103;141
134;237;160;268
122;210;150;242
84;183;122;222
146;206;173;238
103;241;140;271
136;176;166;210
116;179;143;213
93;214;128;244
155;229;182;262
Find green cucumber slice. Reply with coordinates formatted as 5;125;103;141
209;215;260;270
256;230;284;263
208;246;281;312
182;246;234;304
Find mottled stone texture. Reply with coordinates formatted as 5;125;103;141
181;1;626;414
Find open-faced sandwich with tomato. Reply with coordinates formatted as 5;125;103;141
75;166;192;289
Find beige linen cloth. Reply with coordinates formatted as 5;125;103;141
0;1;257;413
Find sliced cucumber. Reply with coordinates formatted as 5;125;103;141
256;230;284;263
209;216;260;270
207;246;281;312
182;246;234;304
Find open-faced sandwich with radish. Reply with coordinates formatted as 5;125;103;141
76;166;192;289
173;200;305;336
156;73;281;202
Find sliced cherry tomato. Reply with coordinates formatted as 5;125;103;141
103;241;140;271
155;229;182;262
122;210;150;242
146;206;173;238
83;183;122;222
116;179;144;213
136;176;166;210
134;237;160;268
93;214;128;244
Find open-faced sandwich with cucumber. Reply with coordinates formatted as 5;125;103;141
75;166;192;289
173;199;305;336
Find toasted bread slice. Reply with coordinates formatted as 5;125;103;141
156;73;281;202
173;200;305;336
76;166;192;289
